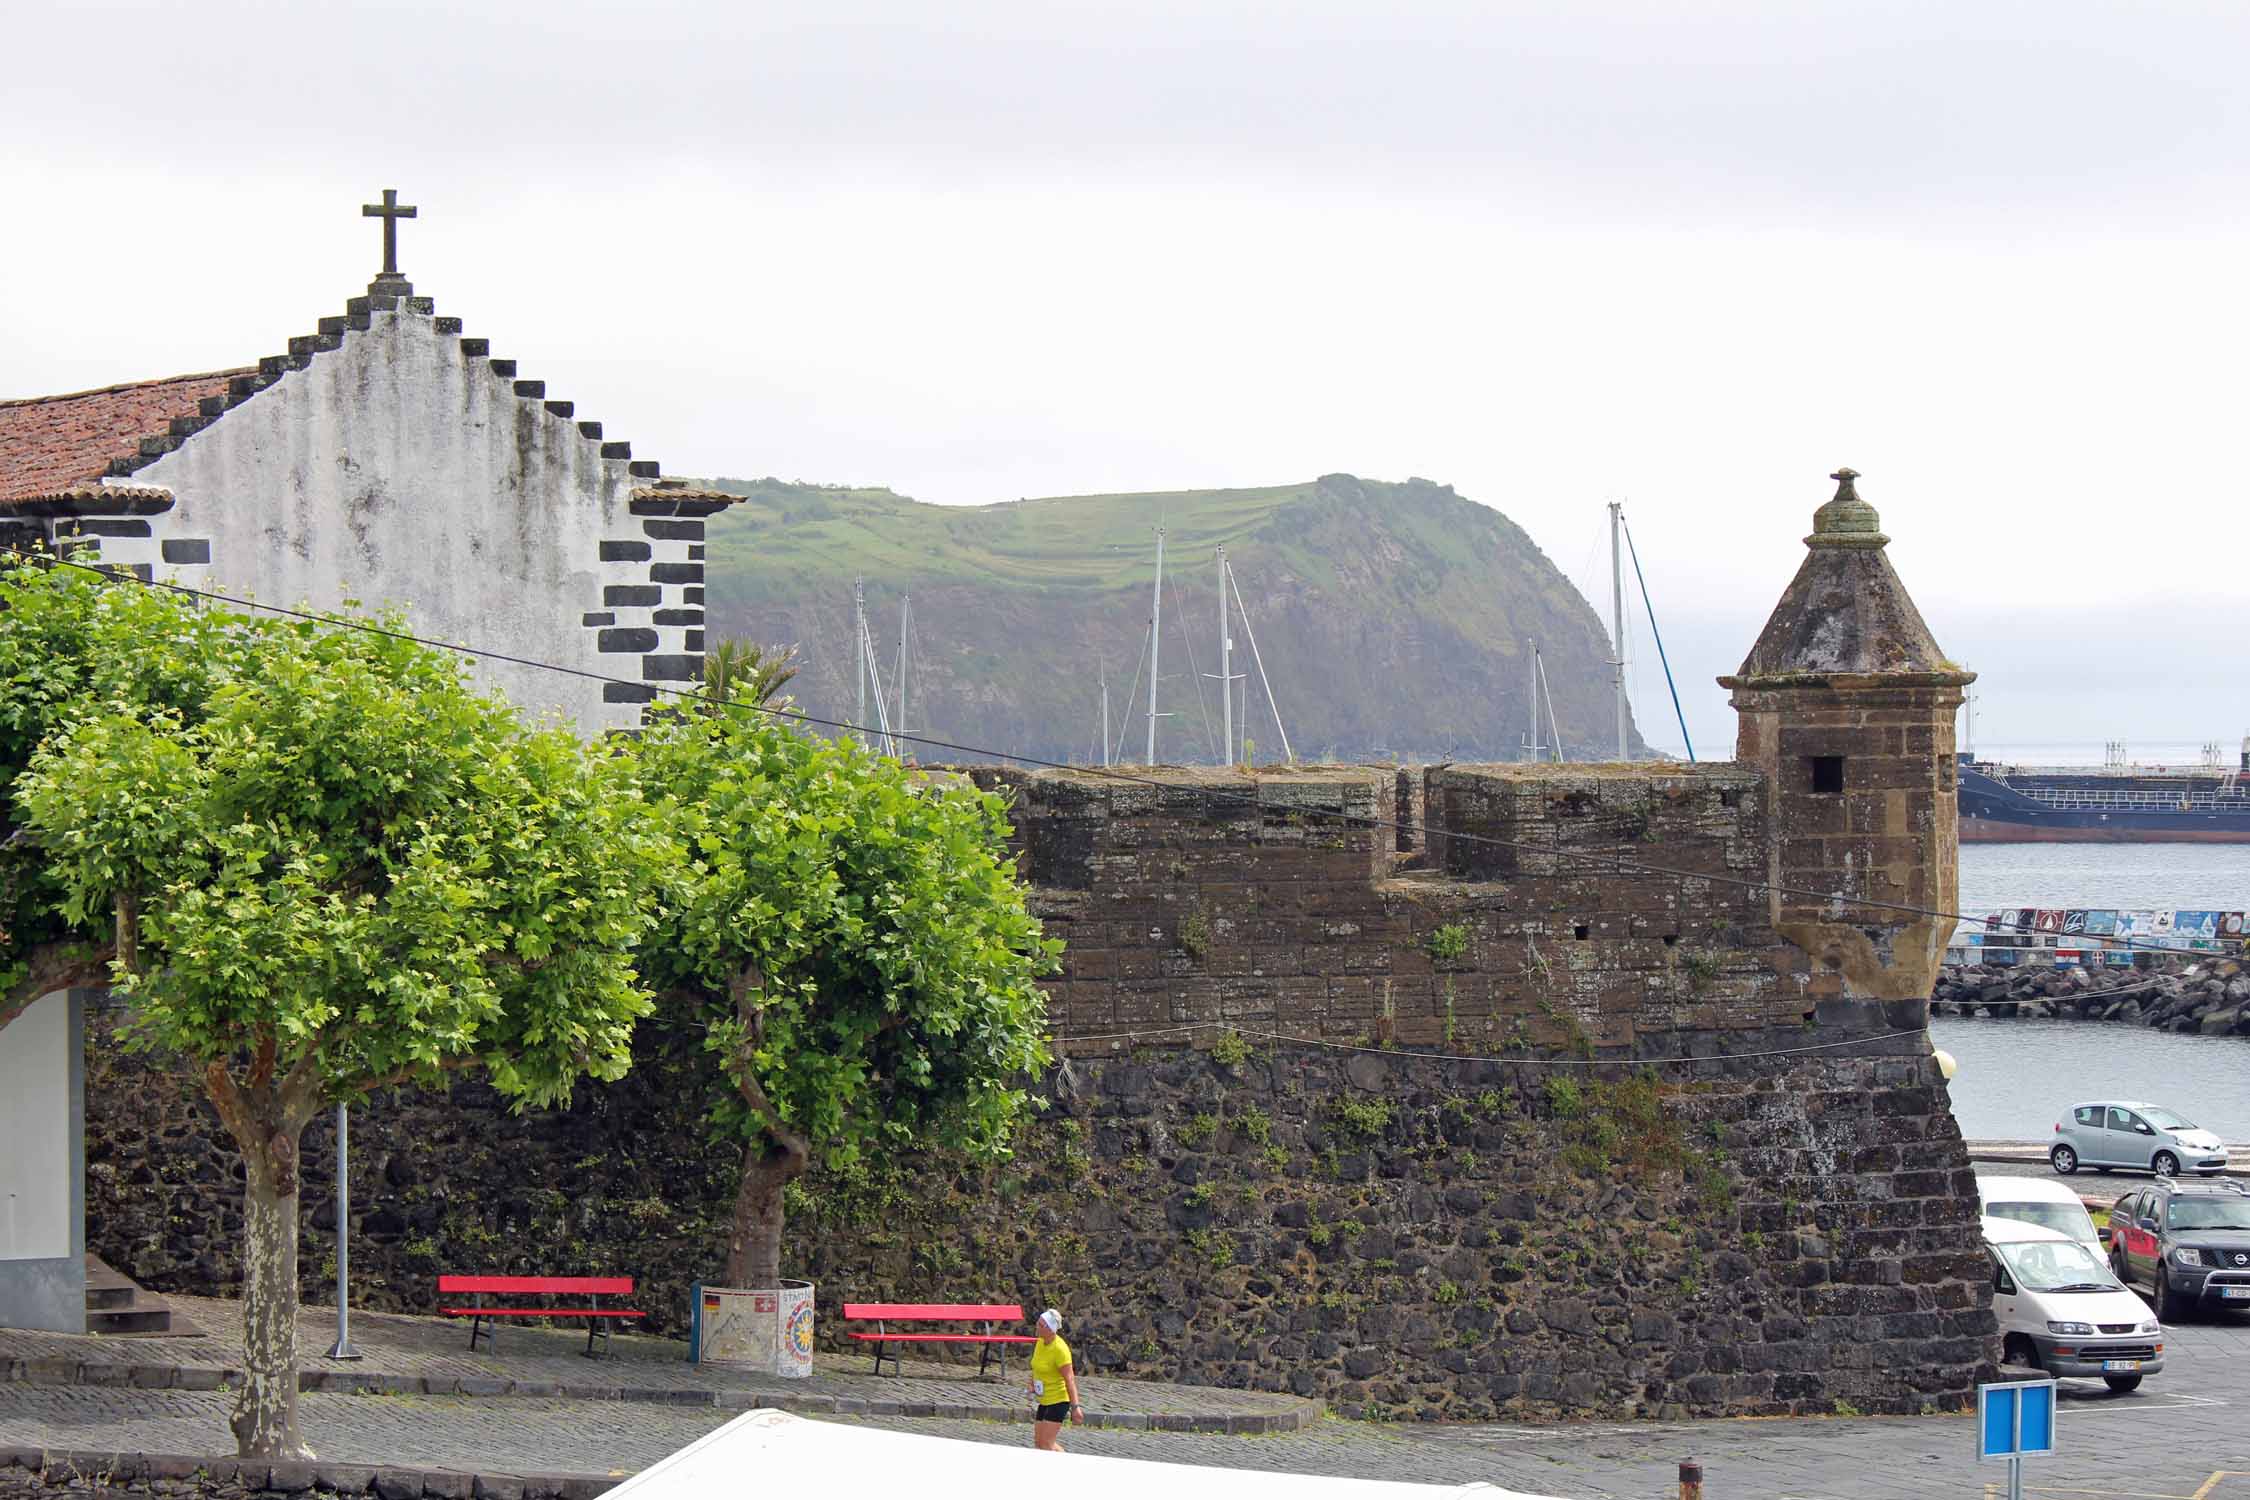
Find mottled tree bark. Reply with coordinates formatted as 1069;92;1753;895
235;1143;305;1458
722;964;807;1288
204;1048;322;1459
727;1141;802;1288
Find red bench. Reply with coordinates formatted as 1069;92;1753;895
438;1274;644;1358
842;1301;1036;1378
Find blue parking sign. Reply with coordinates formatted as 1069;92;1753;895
1978;1379;2056;1460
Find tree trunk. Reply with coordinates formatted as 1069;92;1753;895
727;1140;803;1287
235;1139;310;1458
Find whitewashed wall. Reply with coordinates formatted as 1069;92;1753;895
123;304;676;736
0;990;84;1332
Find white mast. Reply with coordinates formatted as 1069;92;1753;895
1609;500;1627;761
1100;664;1111;769
1217;545;1233;767
853;576;867;748
1537;647;1563;763
1964;687;1977;759
895;593;911;744
1523;638;1540;762
1146;527;1165;765
1225;559;1294;765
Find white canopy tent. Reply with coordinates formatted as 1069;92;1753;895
603;1408;1577;1500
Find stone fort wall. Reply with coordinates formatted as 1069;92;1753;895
76;756;1995;1423
72;473;1997;1420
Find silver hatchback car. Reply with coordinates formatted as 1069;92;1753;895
2051;1100;2230;1178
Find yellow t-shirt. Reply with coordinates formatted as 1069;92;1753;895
1030;1334;1074;1406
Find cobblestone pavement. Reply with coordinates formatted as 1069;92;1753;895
0;1297;1300;1423
842;1313;2250;1498
7;1315;2250;1498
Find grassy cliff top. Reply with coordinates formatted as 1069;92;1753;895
703;473;1520;594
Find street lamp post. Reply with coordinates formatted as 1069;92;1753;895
325;1103;362;1360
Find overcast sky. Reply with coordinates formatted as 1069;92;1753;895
6;0;2246;758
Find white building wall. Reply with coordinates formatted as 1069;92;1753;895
127;304;664;736
0;989;85;1332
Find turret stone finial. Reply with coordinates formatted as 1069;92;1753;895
1808;464;1887;549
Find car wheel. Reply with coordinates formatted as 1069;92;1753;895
2002;1333;2041;1370
2112;1249;2133;1289
2104;1374;2142;1393
2154;1151;2180;1178
2157;1274;2191;1324
2051;1144;2079;1174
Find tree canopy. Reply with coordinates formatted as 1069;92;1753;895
0;559;258;1028
629;707;1056;1286
10;560;670;1456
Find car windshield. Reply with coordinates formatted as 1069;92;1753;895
1997;1238;2119;1293
2168;1198;2250;1231
2141;1108;2195;1130
1988;1202;2099;1244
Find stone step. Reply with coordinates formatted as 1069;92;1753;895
86;1305;173;1335
83;1253;173;1335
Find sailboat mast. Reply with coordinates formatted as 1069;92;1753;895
853;576;867;748
1217;546;1233;767
1146;527;1165;765
1100;666;1111;769
1609;501;1628;761
1530;643;1548;769
896;593;910;741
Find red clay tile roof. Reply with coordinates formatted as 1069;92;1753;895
0;369;253;505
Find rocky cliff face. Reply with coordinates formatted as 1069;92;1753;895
700;474;1645;765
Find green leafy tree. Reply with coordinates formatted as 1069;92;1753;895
17;596;669;1459
0;558;257;1031
629;710;1056;1286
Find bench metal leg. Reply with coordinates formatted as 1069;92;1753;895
466;1295;494;1354
976;1324;1008;1380
870;1322;900;1377
583;1293;608;1359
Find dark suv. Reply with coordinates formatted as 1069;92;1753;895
2109;1178;2250;1321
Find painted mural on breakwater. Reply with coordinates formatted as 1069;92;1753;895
1947;909;2248;967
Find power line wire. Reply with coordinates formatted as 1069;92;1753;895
0;545;2226;958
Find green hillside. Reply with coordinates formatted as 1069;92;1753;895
699;473;1644;766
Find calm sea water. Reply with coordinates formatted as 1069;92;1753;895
1931;1016;2250;1144
1937;842;2250;1143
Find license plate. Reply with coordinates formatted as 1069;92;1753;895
2223;1288;2250;1300
2102;1360;2140;1372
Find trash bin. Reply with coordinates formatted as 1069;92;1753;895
690;1279;815;1376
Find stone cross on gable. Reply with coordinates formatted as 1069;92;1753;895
361;189;418;279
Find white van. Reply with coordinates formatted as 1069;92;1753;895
1978;1174;2102;1250
1984;1215;2163;1392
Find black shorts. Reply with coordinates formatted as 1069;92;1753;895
1036;1401;1071;1423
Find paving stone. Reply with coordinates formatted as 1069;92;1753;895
372;1469;424;1500
316;1462;380;1493
267;1459;317;1492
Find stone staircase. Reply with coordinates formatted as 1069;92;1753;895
85;1253;174;1334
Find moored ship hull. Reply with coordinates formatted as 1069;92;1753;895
1959;814;2250;844
1959;762;2250;843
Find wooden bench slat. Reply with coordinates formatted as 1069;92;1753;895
441;1307;645;1319
438;1275;634;1295
841;1302;1022;1321
844;1332;1035;1344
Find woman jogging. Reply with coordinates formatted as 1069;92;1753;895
1027;1307;1082;1451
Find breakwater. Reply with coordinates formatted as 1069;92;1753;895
1931;958;2250;1036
